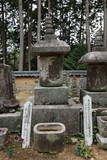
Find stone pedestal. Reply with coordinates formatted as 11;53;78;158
80;89;107;108
34;86;68;105
31;104;82;136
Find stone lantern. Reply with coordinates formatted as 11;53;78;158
79;51;107;107
31;16;70;105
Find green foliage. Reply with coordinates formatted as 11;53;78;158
64;43;87;70
75;140;93;159
65;136;72;145
6;144;14;159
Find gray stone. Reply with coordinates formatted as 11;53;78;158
80;89;107;108
87;64;107;91
0;112;22;133
97;116;107;137
0;64;19;113
34;86;69;105
33;123;66;153
31;104;82;135
96;133;107;149
0;128;8;149
31;16;70;56
79;51;107;63
39;55;63;87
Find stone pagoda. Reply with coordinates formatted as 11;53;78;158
32;16;70;105
31;15;81;135
92;29;104;51
0;53;19;113
79;51;107;108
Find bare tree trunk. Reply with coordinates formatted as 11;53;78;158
1;0;7;63
86;0;91;52
19;0;24;71
104;0;107;51
37;0;41;70
28;1;32;71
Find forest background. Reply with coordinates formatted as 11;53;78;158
0;0;104;70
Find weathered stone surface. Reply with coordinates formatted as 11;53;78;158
0;64;19;113
0;112;21;133
31;16;70;56
33;123;66;153
31;104;82;135
97;116;107;137
92;29;104;51
0;128;8;149
39;56;63;87
80;90;107;108
87;64;107;91
34;86;69;105
79;51;107;63
96;133;107;149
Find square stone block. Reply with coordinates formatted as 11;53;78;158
31;104;82;135
96;133;107;149
0;112;22;133
80;89;107;108
34;86;69;105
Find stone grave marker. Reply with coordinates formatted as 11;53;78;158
21;101;32;148
83;95;93;146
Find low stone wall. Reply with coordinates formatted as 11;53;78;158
14;70;87;97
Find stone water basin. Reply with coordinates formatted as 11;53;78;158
33;122;66;153
97;116;107;137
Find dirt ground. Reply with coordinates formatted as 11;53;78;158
0;138;107;160
0;90;104;160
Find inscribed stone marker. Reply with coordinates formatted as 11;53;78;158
21;101;32;148
83;95;93;146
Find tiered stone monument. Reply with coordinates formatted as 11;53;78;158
31;16;82;135
0;54;19;113
92;29;104;51
0;54;21;133
79;51;107;108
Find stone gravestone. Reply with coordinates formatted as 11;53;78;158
83;95;93;146
21;101;32;148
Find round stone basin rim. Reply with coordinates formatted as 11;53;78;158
97;116;107;123
34;123;66;134
79;51;107;64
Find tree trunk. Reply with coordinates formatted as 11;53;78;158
1;0;7;63
86;0;91;52
19;0;24;71
37;0;41;70
104;0;107;51
28;1;32;71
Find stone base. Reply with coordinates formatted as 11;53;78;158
96;133;107;149
0;112;21;133
31;104;82;136
34;86;68;105
33;123;65;153
80;89;107;108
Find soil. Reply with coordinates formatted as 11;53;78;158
0;136;107;160
0;90;104;160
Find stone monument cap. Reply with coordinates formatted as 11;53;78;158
79;51;107;64
31;16;70;56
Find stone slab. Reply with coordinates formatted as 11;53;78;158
0;112;22;133
31;104;82;136
34;86;69;105
80;89;107;108
96;133;107;149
